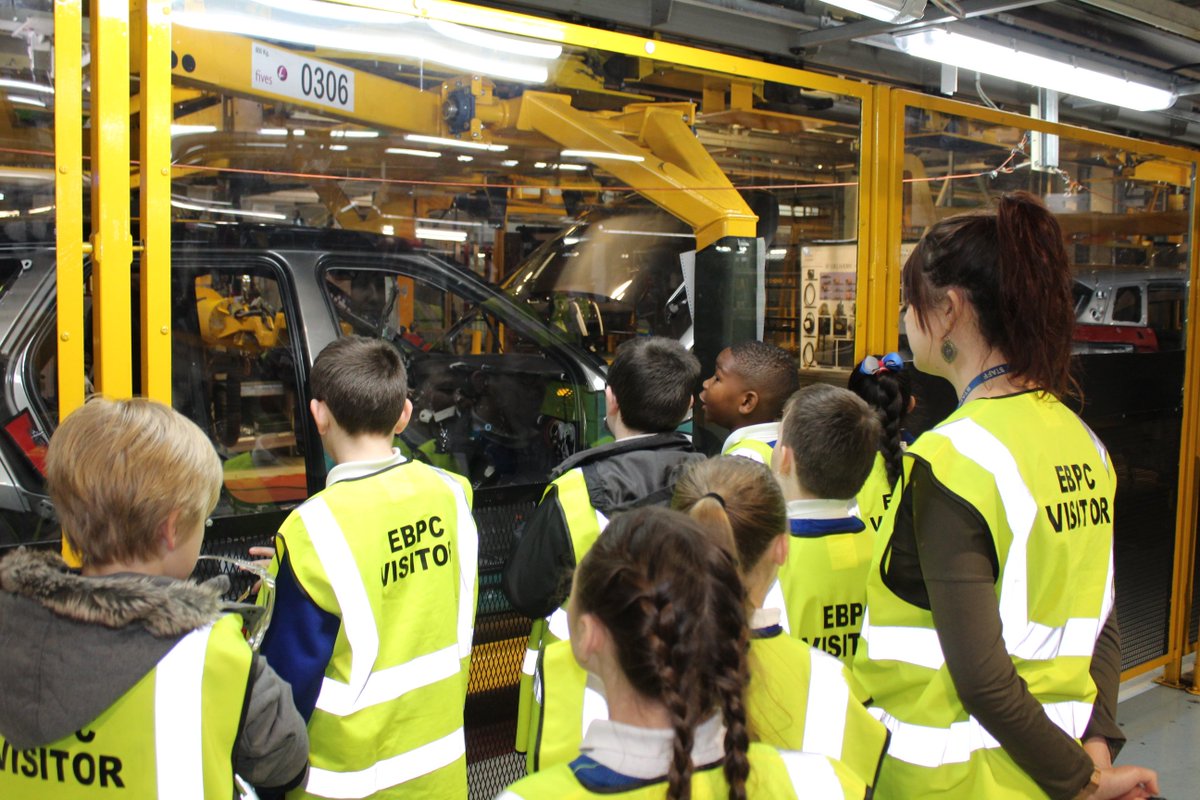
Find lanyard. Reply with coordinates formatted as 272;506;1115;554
959;363;1010;406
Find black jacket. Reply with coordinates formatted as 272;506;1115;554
501;432;702;619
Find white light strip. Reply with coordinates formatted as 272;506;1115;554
386;148;442;158
0;78;53;95
560;149;645;163
534;162;587;171
427;19;562;61
416;217;483;227
331;130;379;138
823;0;925;24
415;227;469;242
405;134;507;152
8;95;47;108
171;124;217;136
329;144;348;151
893;29;1176;112
171;199;288;220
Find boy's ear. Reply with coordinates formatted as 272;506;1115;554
604;386;619;419
773;443;796;482
738;390;760;416
158;508;183;553
394;398;414;435
310;398;331;436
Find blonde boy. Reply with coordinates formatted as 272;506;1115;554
259;336;479;800
0;397;308;798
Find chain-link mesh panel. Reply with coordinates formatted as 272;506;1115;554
194;531;274;601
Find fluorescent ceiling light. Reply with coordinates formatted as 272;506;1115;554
381;224;395;236
560;149;645;163
171;124;217;136
821;0;925;23
535;162;587;171
331;130;378;138
259;128;289;136
457;155;474;162
501;159;519;167
405;134;507;152
0;78;53;95
416;217;483;227
415;227;469;242
329;144;348;151
893;29;1176;112
386;147;441;158
27;205;54;215
7;95;46;108
171;199;287;220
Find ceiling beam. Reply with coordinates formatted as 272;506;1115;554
789;0;1055;49
1074;0;1200;42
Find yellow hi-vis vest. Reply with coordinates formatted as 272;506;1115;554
853;392;1115;799
769;507;872;666
856;452;899;536
747;628;888;789
499;742;866;799
516;467;608;766
720;422;779;466
0;614;251;799
532;624;889;789
278;460;478;800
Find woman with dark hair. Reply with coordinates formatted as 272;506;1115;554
499;506;865;800
853;193;1158;799
847;352;913;534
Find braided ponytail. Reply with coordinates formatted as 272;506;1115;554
574;508;753;800
848;359;912;486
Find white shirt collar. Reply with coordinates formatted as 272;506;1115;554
325;447;408;488
786;497;857;520
579;714;726;779
750;607;781;630
722;421;779;449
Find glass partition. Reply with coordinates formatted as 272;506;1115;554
895;99;1194;672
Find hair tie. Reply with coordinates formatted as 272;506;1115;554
859;352;905;376
702;492;726;509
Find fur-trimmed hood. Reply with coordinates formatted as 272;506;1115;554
0;548;230;750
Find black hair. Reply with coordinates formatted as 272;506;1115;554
608;337;701;433
847;360;912;486
728;341;800;421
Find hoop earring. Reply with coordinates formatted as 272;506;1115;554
941;338;958;364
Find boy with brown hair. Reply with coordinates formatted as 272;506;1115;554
768;384;881;666
700;340;800;465
259;335;478;799
0;397;308;798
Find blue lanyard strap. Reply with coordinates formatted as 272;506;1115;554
959;363;1010;406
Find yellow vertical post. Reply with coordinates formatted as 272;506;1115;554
854;85;879;361
139;0;172;403
880;88;906;355
55;0;86;564
90;0;134;398
54;0;85;420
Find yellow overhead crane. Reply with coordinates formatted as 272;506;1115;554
165;24;757;250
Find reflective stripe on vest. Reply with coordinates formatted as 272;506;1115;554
306;470;478;718
869;700;1093;768
779;750;844;797
155;625;213;800
861;417;1114;670
763;579;791;634
304;728;466;799
802;651;848;758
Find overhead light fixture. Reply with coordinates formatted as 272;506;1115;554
457;155;474;162
331;130;379;138
560;149;645;163
386;147;441;158
0;78;53;95
893;29;1177;112
329;144;348;151
821;0;926;23
415;227;469;242
405;134;507;152
501;159;519;167
171;199;288;220
416;217;483;227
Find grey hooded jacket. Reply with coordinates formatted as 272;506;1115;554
0;548;309;794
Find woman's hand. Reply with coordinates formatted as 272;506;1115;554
1091;765;1160;800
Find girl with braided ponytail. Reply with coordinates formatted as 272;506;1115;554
847;352;913;535
673;456;887;793
854;193;1158;799
499;507;865;800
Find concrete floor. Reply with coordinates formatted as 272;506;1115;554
1117;679;1200;798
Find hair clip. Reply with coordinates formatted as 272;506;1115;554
702;492;726;509
859;352;904;376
